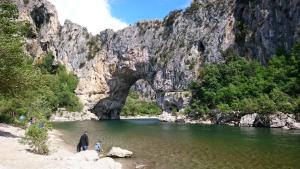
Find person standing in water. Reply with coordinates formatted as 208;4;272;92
77;131;89;152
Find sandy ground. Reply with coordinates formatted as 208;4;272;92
0;123;74;169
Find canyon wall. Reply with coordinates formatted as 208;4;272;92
11;0;300;119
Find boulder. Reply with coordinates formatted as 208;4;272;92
64;152;122;169
107;147;133;158
159;111;176;122
290;122;300;130
282;126;290;130
71;150;99;161
93;157;122;169
268;113;300;129
240;113;258;127
286;115;300;129
253;115;269;127
215;112;240;125
175;114;186;123
269;112;287;128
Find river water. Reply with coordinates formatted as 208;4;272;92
53;119;300;169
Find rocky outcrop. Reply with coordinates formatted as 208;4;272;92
215;112;240;126
13;0;300;119
158;111;177;122
50;109;99;122
107;147;133;158
131;80;156;101
238;112;300;129
269;112;300;129
240;113;258;127
160;91;192;113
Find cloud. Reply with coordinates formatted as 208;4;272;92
48;0;128;35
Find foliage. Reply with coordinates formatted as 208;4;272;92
0;3;82;124
121;90;162;116
21;122;51;155
188;44;300;117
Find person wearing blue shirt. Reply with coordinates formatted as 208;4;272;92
94;141;103;152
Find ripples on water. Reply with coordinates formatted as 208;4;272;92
53;119;300;169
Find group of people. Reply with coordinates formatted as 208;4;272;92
77;131;103;153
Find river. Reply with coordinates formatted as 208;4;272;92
53;119;300;169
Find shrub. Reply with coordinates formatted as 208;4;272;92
188;43;300;116
121;90;162;116
21;122;50;155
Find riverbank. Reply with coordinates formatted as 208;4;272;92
159;111;300;130
49;110;300;130
120;115;159;120
0;123;122;169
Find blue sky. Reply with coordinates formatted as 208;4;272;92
109;0;191;24
49;0;192;34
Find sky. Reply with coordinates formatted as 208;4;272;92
48;0;192;35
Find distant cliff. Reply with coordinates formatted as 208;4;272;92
11;0;300;119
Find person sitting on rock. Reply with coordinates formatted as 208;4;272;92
77;131;89;152
94;141;103;152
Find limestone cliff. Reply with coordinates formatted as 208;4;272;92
11;0;300;119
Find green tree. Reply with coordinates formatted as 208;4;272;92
187;44;300;117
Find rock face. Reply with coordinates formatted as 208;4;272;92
269;112;300;129
239;112;300;129
240;113;258;127
13;0;300;119
107;147;133;158
50;109;99;122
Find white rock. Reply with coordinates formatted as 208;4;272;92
107;147;133;158
159;111;176;122
93;157;122;169
71;150;99;161
269;112;288;128
50;109;99;122
240;113;257;127
282;126;290;130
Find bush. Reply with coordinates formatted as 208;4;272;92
121;90;162;116
21;123;50;155
0;3;82;125
188;44;300;116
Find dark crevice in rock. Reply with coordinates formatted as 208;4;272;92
30;5;50;29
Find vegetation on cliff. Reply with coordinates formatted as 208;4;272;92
0;3;82;124
0;3;82;153
187;44;300;117
121;90;162;116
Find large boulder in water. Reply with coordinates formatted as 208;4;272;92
269;112;287;128
269;112;300;129
107;147;133;158
240;113;258;127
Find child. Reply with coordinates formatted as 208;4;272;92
94;141;103;152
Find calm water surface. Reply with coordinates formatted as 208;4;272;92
53;119;300;169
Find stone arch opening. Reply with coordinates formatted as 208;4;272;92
90;61;157;119
119;79;159;117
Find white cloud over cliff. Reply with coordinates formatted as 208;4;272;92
49;0;128;34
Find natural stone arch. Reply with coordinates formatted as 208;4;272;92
90;61;157;120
